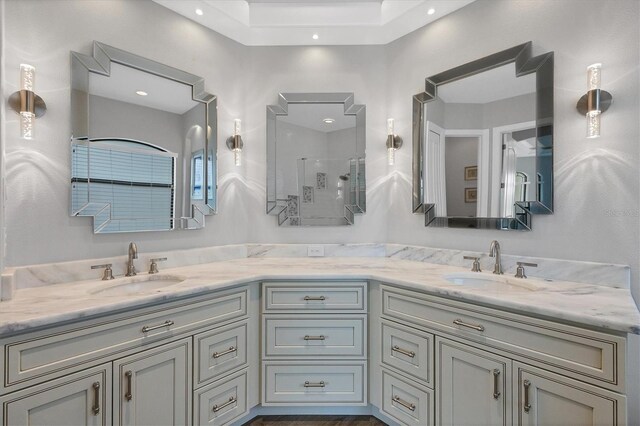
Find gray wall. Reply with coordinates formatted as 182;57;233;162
0;1;638;297
445;137;478;217
0;0;638;418
0;0;4;279
386;0;640;305
1;0;246;264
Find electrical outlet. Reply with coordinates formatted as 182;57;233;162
307;245;325;257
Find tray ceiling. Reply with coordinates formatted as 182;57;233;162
152;0;475;46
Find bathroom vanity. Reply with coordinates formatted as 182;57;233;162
0;255;637;426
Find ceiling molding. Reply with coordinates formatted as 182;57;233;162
152;0;475;46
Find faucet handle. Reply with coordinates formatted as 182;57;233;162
91;264;114;280
515;262;538;279
149;258;167;274
463;256;482;272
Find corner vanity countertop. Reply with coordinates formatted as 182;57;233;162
1;257;639;336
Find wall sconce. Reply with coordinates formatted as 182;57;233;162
226;119;244;166
8;64;47;140
576;63;612;138
386;118;403;165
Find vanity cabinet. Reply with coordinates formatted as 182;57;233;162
515;362;626;426
1;364;111;426
377;284;628;426
436;337;512;426
261;281;368;407
0;285;252;426
113;338;191;426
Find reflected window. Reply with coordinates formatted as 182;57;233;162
71;138;176;233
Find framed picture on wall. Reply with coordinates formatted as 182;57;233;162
465;187;477;203
464;166;478;181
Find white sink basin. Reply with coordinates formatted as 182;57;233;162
89;275;184;296
442;272;537;292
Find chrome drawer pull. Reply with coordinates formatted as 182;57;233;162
453;318;485;332
125;371;133;401
303;295;326;301
213;346;237;358
392;345;415;358
92;382;100;415
523;379;532;413
393;395;416;412
304;381;325;388
304;335;326;341
141;320;174;333
493;369;501;399
212;396;236;413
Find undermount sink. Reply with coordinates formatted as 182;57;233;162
442;272;537;292
89;275;184;296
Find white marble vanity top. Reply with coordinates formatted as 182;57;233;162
1;257;639;336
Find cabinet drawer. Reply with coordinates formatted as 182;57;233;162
194;368;248;426
381;286;624;390
263;315;367;358
262;281;367;312
381;319;433;387
381;369;434;426
195;320;248;388
3;287;247;391
262;361;367;406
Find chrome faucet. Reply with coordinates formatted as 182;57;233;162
126;242;138;276
489;240;503;275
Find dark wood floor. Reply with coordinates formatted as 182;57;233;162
243;415;387;426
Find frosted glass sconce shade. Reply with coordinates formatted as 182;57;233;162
8;64;47;140
577;63;612;139
385;118;403;166
226;119;244;166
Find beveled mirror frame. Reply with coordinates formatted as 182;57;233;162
70;41;217;231
412;42;554;230
266;93;366;226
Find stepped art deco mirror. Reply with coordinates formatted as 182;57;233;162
412;42;554;230
266;93;366;226
70;41;217;233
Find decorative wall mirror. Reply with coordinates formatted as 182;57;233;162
412;42;553;230
70;41;217;233
266;93;366;226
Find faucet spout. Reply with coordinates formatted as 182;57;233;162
126;242;138;276
489;240;503;275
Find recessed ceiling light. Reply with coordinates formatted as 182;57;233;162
312;34;319;40
323;118;335;124
195;8;204;16
136;90;148;96
427;8;436;15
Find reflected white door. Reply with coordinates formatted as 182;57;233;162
425;121;447;217
501;136;517;218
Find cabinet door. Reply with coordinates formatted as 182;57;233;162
2;365;110;426
436;337;512;426
514;362;625;426
114;338;191;426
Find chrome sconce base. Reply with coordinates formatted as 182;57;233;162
386;134;403;151
576;89;612;115
8;90;47;118
226;134;244;152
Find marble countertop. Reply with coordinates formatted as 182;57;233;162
1;257;639;336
